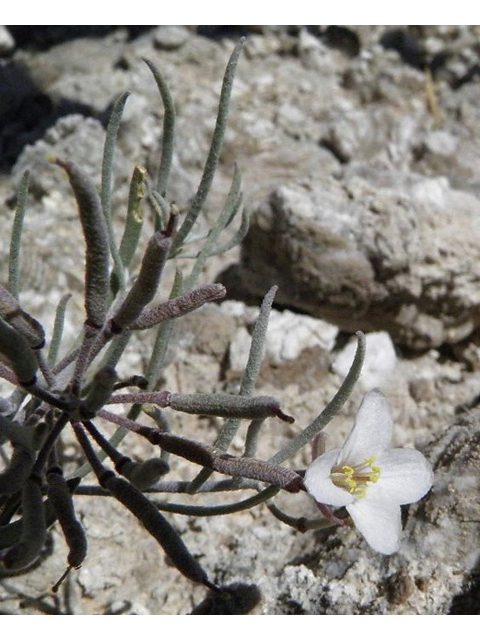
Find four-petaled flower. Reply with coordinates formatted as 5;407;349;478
304;389;434;554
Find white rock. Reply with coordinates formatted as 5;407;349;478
229;326;252;372
333;331;397;390
264;309;338;364
229;308;338;371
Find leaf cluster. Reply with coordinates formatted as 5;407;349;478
0;40;365;610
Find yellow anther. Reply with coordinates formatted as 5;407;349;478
331;456;382;497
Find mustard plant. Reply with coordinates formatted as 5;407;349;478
0;39;375;612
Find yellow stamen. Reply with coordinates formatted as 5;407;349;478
345;477;356;489
331;456;381;498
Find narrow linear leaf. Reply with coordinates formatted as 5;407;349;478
101;92;130;291
144;59;176;197
243;418;266;458
171;38;244;254
183;164;242;290
8;171;30;298
206;205;250;257
47;294;71;366
151;486;280;517
149;190;169;232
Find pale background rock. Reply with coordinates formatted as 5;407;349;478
231;173;480;350
1;26;480;614
333;331;397;391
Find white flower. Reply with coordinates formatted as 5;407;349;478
304;389;433;554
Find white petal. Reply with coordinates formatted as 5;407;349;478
340;389;393;463
375;448;434;504
347;495;402;554
304;449;355;507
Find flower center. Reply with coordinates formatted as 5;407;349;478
330;456;381;498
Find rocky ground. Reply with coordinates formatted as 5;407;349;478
1;25;480;614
